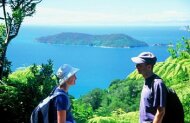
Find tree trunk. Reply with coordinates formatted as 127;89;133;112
0;46;7;80
0;0;42;80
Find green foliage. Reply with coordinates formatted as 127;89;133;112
111;109;139;123
80;88;106;110
168;37;190;59
73;88;108;122
168;45;177;58
12;8;23;24
85;39;190;122
9;0;41;17
88;116;116;123
88;109;139;123
79;79;142;118
72;99;94;123
0;61;57;122
101;79;142;113
0;24;5;43
94;107;112;117
0;0;42;80
184;38;190;53
1;57;12;78
0;25;11;78
0;85;20;122
157;57;189;84
1;26;189;122
37;33;148;48
183;93;190;123
127;42;190;122
128;55;190;84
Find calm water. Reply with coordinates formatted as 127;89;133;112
7;26;190;98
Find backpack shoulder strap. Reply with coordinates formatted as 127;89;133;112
50;91;67;100
49;86;58;96
52;91;70;110
151;74;160;93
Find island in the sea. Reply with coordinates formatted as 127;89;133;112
36;32;148;48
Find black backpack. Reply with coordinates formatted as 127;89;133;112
162;87;184;123
30;88;69;123
152;78;184;123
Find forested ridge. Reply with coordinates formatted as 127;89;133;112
36;32;148;48
78;38;190;123
0;38;189;123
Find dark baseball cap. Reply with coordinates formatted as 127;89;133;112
131;52;157;65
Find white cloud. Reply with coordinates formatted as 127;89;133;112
23;7;190;26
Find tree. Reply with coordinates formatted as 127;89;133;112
0;0;42;80
81;88;106;110
168;25;190;59
0;60;57;122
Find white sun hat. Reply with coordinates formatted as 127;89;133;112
56;64;79;85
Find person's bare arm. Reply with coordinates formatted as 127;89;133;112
153;107;165;123
57;110;66;123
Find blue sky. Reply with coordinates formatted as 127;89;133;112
23;0;190;26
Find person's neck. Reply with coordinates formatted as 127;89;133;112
59;85;69;92
143;72;154;79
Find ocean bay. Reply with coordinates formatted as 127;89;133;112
7;26;190;98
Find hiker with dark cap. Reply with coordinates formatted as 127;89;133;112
131;52;167;123
52;64;79;123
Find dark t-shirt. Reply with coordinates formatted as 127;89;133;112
51;88;75;123
140;74;167;123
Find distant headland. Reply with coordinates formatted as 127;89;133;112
36;32;148;48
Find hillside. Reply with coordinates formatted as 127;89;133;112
1;38;189;123
85;49;190;123
128;56;190;82
3;52;189;123
36;32;148;48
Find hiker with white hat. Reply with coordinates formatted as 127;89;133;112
131;52;167;123
52;64;79;123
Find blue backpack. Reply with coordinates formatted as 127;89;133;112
30;88;69;123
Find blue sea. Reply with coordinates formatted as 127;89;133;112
7;26;190;98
